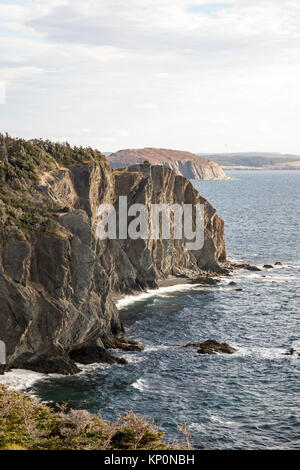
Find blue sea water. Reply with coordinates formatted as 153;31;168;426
22;171;300;449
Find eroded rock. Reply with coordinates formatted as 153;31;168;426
183;340;237;354
232;263;261;272
197;340;237;355
110;337;144;352
0;158;227;373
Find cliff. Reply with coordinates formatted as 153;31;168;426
0;135;226;374
108;148;228;180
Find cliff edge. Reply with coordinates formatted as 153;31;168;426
0;135;226;374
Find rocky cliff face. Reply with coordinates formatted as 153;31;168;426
0;139;226;375
108;148;228;180
111;163;226;289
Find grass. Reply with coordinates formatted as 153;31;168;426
0;386;193;451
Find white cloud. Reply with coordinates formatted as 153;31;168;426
135;103;159;110
1;0;300;152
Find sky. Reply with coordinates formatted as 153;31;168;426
1;0;300;154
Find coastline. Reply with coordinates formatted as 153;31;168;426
0;262;290;390
0;275;225;391
110;276;199;305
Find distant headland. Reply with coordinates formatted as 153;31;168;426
197;152;300;170
107;148;228;180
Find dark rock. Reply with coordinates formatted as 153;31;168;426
12;350;81;375
275;262;283;266
70;342;123;365
191;277;220;285
245;265;261;272
284;348;297;356
228;281;237;286
197;340;237;355
184;340;237;354
115;357;129;365
110;337;144;352
235;288;244;292
232;263;261;272
263;264;274;269
214;267;231;276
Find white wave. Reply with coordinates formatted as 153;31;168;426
232;270;300;284
291;340;300;350
189;422;206;433
0;362;115;395
286;262;300;269
117;262;300;310
121;355;145;364
76;362;109;374
210;415;236;426
131;378;148;392
116;283;201;309
0;369;48;391
143;344;174;352
233;346;297;360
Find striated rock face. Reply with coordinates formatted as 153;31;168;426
0;162;123;374
108;148;228;180
0;158;226;374
111;163;226;289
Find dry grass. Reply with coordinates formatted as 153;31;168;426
0;386;194;451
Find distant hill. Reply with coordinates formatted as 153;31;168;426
108;148;228;180
197;152;300;170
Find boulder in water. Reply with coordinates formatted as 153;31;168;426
197;340;237;355
111;337;144;352
284;348;297;356
184;340;237;355
232;263;261;272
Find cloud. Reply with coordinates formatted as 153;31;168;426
24;1;300;57
187;3;234;17
135;103;159;110
1;0;300;152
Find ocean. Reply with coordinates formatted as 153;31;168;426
1;170;299;450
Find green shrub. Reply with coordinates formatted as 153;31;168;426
0;134;107;239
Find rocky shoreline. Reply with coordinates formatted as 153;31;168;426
1;136;287;378
0;136;228;376
0;256;288;377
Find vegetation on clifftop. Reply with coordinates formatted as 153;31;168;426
0;386;192;450
0;134;107;240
